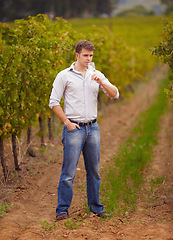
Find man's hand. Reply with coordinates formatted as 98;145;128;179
91;73;102;85
65;120;80;131
91;73;118;98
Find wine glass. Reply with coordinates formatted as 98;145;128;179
88;62;95;75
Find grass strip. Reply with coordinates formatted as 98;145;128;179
101;77;169;217
0;202;11;217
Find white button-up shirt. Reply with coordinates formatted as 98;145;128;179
49;62;119;122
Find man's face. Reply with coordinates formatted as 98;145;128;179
76;48;93;68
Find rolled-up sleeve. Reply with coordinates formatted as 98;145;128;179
112;86;119;99
49;73;65;109
98;71;119;99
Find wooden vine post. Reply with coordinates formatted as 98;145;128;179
11;134;20;170
48;117;53;141
0;136;8;180
27;126;36;157
39;115;45;148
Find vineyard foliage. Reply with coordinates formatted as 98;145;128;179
0;14;75;140
151;19;173;100
0;14;164;141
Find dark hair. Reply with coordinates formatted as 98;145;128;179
75;40;95;53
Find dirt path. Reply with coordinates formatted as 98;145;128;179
0;66;172;240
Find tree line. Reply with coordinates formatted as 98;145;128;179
1;0;172;22
0;0;118;22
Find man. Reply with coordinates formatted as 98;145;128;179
49;40;119;221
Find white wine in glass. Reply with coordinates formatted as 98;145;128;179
88;62;95;75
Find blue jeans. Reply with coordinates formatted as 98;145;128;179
56;121;104;216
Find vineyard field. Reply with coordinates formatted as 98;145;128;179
70;16;164;46
0;14;173;240
0;14;170;179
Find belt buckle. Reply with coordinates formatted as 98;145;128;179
86;122;90;126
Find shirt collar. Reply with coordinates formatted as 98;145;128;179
69;62;90;73
68;62;91;79
68;62;84;76
69;62;76;71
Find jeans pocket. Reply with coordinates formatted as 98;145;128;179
92;122;99;130
67;127;77;132
62;126;78;144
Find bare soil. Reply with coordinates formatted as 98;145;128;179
0;65;172;240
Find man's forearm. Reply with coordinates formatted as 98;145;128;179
52;105;70;126
101;82;118;98
52;105;80;130
91;73;118;98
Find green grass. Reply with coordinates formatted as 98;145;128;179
64;219;83;230
69;16;165;48
39;220;59;232
0;202;11;217
101;77;169;217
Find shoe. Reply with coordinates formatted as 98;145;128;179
56;213;68;221
97;211;111;218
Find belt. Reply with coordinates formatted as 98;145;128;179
69;119;96;127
